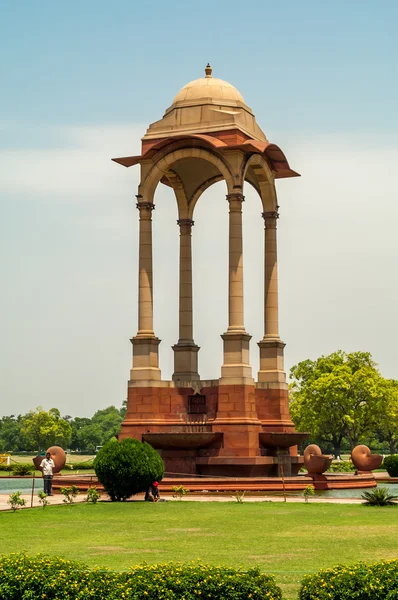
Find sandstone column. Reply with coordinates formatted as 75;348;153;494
258;210;286;383
172;219;199;381
130;196;161;381
220;192;253;382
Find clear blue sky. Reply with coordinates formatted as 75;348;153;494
1;1;397;417
2;1;397;133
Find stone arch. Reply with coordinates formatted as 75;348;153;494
140;147;235;208
162;170;190;220
188;174;226;219
242;153;278;212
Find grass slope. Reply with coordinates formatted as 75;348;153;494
1;502;397;599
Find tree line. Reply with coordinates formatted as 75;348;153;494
1;350;397;458
0;403;126;453
290;351;398;457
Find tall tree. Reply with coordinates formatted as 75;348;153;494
0;415;22;452
20;407;72;452
378;379;398;454
290;351;385;457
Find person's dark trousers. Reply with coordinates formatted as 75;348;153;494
43;475;53;495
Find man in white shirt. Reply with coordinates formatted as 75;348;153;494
40;452;55;496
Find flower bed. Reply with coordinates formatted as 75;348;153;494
0;554;283;599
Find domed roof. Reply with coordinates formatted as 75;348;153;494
172;64;245;105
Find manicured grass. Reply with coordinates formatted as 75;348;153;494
1;502;397;599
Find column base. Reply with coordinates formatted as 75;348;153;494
172;341;200;382
130;336;161;381
220;331;253;383
257;338;286;383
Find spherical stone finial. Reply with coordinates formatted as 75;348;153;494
205;63;212;78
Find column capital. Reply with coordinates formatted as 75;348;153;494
136;196;155;211
226;192;244;213
226;192;245;202
262;210;279;227
177;218;194;227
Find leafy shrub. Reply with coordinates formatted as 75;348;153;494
12;463;33;476
37;491;49;508
60;485;79;504
303;485;315;502
361;486;398;506
299;559;398;600
171;484;190;500
86;486;100;503
94;438;164;501
232;490;245;503
383;454;398;477
7;492;26;512
327;461;355;472
0;554;283;600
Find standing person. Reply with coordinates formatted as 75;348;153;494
40;452;55;496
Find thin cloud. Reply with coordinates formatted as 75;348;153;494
1;125;397;416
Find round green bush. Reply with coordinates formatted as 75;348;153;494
383;454;398;477
93;437;164;501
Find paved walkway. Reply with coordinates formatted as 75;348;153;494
0;492;91;511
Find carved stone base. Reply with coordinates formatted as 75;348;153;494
130;336;161;381
172;341;200;382
220;331;253;383
257;338;286;383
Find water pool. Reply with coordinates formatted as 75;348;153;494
0;478;41;495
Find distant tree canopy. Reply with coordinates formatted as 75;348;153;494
0;402;126;453
289;351;398;457
21;407;72;452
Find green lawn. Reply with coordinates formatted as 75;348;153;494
0;501;397;599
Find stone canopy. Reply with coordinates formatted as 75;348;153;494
113;64;299;204
113;65;303;478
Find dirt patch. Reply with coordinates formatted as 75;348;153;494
248;550;315;562
89;546;155;554
166;528;202;532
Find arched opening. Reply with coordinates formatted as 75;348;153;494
192;180;228;379
242;181;264;378
151;183;179;380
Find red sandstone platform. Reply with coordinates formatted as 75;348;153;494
52;472;377;494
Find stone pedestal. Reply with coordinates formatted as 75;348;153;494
130;336;161;381
119;380;302;477
172;342;200;382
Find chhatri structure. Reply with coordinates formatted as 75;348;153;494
113;65;306;477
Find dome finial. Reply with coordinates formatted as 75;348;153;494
205;63;212;78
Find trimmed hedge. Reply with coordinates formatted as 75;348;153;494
299;559;398;600
11;463;33;476
94;438;164;501
0;464;13;472
0;554;283;600
383;455;398;477
63;461;94;471
327;461;355;473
